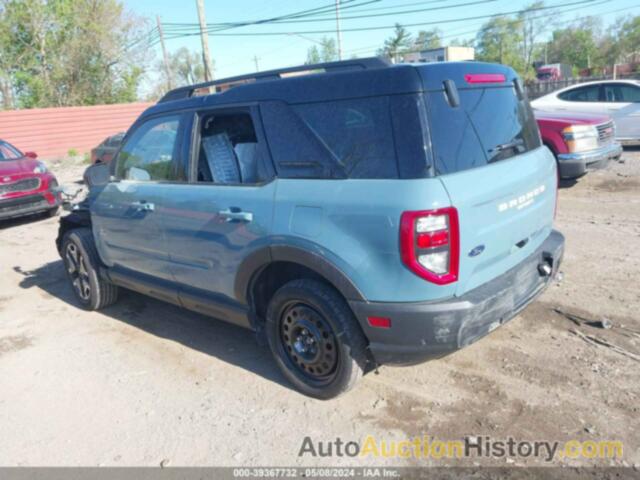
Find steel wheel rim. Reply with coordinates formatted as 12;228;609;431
65;243;91;301
279;302;339;383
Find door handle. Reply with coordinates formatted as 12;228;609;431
219;208;253;222
131;201;155;212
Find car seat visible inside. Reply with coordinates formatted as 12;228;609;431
198;112;260;184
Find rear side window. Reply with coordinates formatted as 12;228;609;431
293;97;398;179
261;97;430;180
427;86;541;175
558;85;601;102
603;83;640;103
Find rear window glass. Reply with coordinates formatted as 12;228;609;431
427;86;541;174
293;97;399;179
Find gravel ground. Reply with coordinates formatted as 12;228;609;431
0;150;639;468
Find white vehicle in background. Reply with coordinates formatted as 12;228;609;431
531;79;640;146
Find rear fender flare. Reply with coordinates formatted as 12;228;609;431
234;244;366;306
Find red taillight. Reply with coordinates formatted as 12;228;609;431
400;207;459;285
464;73;506;84
417;230;449;248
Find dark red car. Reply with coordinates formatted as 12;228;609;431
90;132;124;164
534;111;622;179
0;139;61;221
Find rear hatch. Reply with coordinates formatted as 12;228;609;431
417;63;557;296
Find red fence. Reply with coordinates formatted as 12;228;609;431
0;102;152;158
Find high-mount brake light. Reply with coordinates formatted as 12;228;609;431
400;207;460;285
464;73;506;84
367;317;392;329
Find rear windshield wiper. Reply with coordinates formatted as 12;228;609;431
487;139;525;163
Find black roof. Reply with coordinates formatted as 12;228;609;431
142;58;517;119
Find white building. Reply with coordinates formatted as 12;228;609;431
402;46;475;64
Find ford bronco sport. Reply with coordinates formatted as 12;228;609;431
57;58;564;399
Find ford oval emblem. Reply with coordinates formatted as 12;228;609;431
469;245;485;257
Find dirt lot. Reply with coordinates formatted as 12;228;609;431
1;151;639;468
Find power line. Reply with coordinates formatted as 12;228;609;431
344;0;632;57
163;0;497;29
161;0;372;30
140;0;638;72
214;0;617;71
223;0;502;25
289;0;451;17
158;0;610;37
166;0;639;81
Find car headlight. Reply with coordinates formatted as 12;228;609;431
33;161;48;174
562;125;599;153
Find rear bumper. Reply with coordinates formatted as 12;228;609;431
349;230;565;366
556;142;622;179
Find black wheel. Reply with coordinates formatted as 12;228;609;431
62;228;118;310
47;206;60;217
265;279;368;399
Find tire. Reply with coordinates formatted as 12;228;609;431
61;228;119;310
47;206;60;218
265;279;368;399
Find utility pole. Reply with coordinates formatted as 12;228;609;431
156;16;173;90
196;0;214;81
253;55;260;72
335;0;343;60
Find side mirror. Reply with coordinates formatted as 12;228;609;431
128;166;151;182
83;162;111;188
24;151;38;159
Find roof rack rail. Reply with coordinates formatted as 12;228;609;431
158;57;391;104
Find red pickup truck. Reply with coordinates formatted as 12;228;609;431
534;111;622;179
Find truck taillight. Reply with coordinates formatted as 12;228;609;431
400;207;459;285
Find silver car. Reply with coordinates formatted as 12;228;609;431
531;80;640;145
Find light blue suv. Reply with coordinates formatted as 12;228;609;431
57;58;564;398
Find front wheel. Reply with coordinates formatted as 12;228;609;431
62;228;119;310
265;279;368;399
